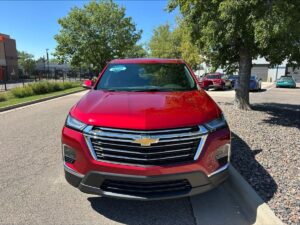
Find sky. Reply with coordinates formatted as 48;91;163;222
0;0;178;59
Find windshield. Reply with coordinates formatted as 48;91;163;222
279;76;293;81
96;63;197;91
206;74;221;79
228;75;238;79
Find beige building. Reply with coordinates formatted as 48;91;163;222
0;33;18;81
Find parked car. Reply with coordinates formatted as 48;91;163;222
62;58;231;200
276;76;296;88
234;75;262;91
227;75;239;88
200;73;232;90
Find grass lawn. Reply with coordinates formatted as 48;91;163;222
0;87;84;109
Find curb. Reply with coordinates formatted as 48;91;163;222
0;89;85;112
227;165;283;225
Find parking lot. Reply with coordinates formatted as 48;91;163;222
0;85;298;225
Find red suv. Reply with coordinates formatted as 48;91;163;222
200;73;232;90
62;58;231;200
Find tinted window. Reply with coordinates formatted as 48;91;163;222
279;76;293;81
96;63;197;91
228;75;238;79
206;75;221;79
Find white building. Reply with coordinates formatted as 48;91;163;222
194;58;300;82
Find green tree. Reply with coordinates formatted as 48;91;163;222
18;51;36;76
168;0;300;109
173;19;202;69
148;24;181;58
149;22;202;69
54;0;142;72
124;44;148;58
49;57;61;64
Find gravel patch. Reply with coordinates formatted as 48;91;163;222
217;102;300;225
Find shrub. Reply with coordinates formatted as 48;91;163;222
52;82;64;91
29;82;51;94
11;86;34;98
10;81;79;98
62;82;73;89
0;93;7;102
61;81;79;89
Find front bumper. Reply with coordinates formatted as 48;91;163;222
208;84;224;89
276;83;296;88
64;163;229;200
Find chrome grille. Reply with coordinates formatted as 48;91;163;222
84;126;208;166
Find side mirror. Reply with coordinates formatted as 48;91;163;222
82;79;94;89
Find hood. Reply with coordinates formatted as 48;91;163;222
71;89;221;130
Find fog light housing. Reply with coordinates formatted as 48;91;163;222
215;144;230;166
63;145;76;164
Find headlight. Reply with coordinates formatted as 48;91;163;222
66;115;87;131
205;114;227;131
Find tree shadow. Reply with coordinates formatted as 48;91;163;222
230;132;277;202
275;86;300;89
208;88;234;92
252;102;300;129
87;197;195;225
250;88;267;92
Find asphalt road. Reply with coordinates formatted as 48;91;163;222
207;83;300;105
0;86;292;225
0;92;198;225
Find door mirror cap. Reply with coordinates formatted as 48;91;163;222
82;79;94;89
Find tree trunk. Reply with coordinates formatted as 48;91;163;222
234;46;252;110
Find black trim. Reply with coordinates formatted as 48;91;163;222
64;169;82;188
64;166;229;200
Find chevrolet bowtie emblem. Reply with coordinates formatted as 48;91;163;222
132;137;159;146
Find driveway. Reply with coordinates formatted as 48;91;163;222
206;82;300;105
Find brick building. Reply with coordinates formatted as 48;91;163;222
0;33;18;81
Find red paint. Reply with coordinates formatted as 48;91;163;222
62;59;230;177
82;79;94;88
71;89;221;130
62;126;230;176
200;73;231;90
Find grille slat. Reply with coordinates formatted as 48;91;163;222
93;146;194;155
101;179;192;196
91;140;195;149
84;126;207;166
95;153;193;161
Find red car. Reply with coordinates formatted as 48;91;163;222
62;58;231;200
200;73;232;90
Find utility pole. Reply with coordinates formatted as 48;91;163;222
46;48;49;79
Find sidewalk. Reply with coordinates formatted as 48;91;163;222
191;166;283;225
